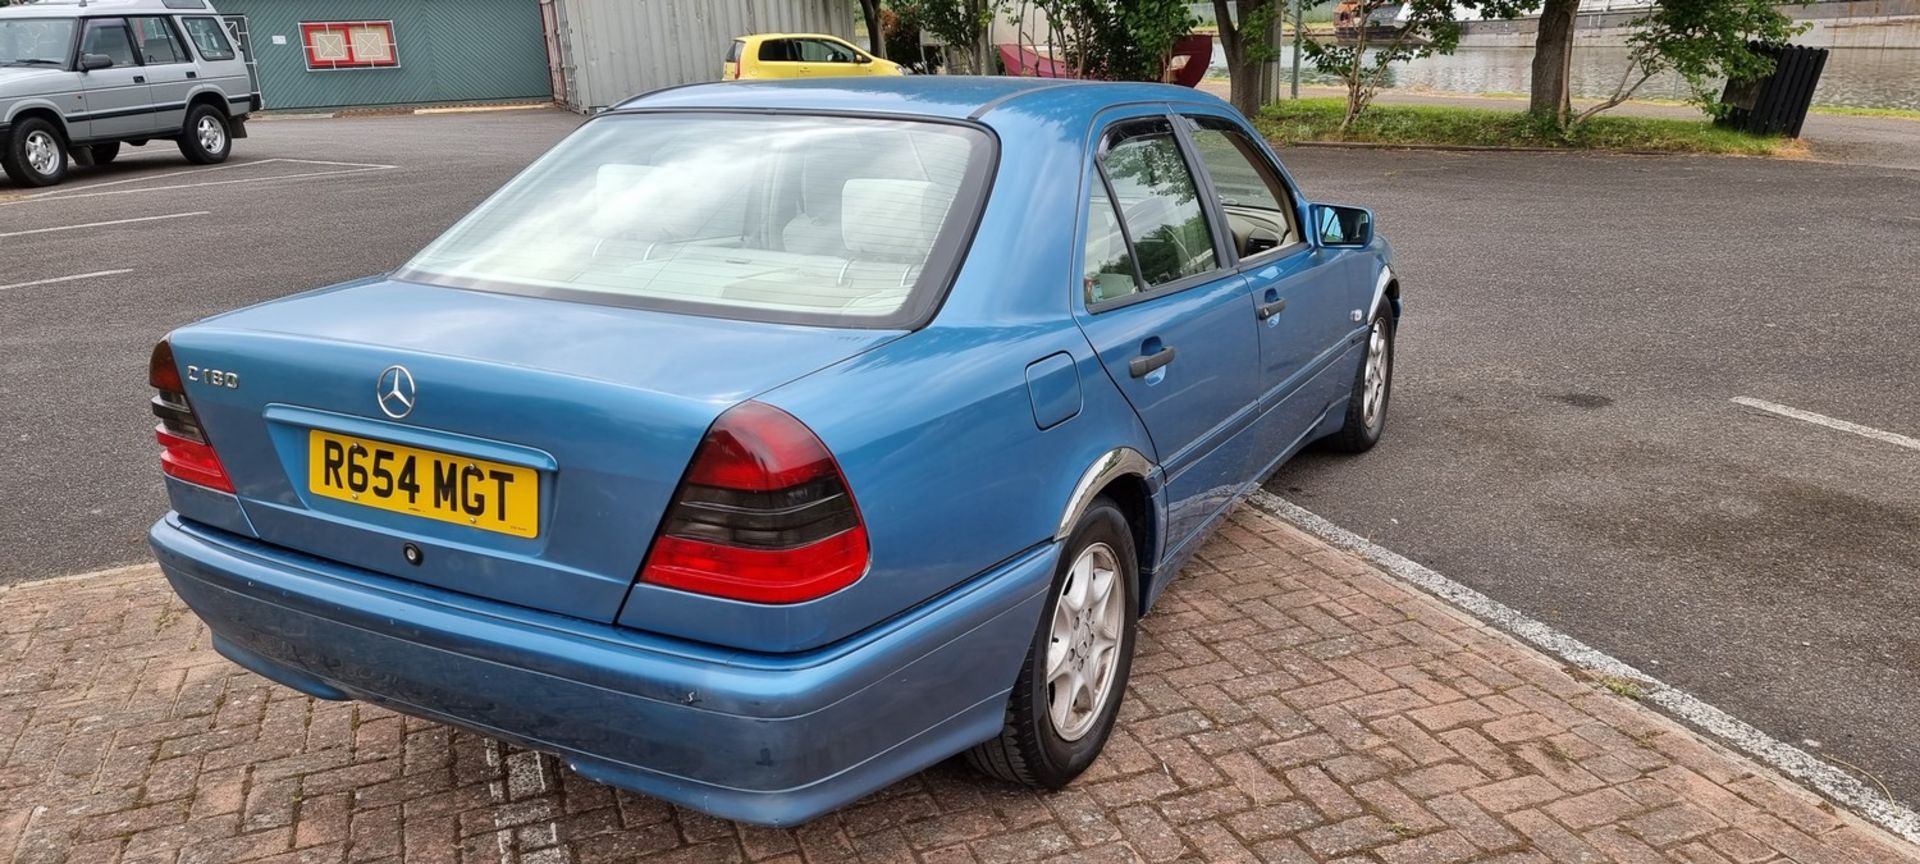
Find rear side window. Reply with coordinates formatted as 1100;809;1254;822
1083;185;1142;304
398;113;996;328
181;16;235;61
131;17;187;65
757;38;796;62
80;18;138;68
1098;118;1218;287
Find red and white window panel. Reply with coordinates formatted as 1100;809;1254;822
301;21;398;70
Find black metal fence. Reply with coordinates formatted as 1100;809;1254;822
1718;43;1829;138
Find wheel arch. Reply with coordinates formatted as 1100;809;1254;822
1054;447;1159;615
186;88;231;117
6;104;70;141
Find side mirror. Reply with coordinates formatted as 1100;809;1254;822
79;53;114;71
1309;203;1374;248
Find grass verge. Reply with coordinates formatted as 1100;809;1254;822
1257;97;1792;155
1807;105;1920;120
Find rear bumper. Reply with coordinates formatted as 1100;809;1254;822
150;514;1054;826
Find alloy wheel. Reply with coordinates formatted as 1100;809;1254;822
24;130;58;176
1046;541;1125;741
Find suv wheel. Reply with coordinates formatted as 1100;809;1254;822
967;496;1138;788
178;104;231;165
3;117;69;187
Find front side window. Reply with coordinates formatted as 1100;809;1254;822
1186;115;1299;258
180;16;235;61
0;19;76;67
799;39;857;63
398;113;994;327
81;18;139;68
1098;118;1218;287
131;17;187;65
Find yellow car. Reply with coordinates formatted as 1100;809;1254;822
723;33;905;80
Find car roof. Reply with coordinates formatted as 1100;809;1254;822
616;76;1230;123
739;33;850;43
0;0;216;18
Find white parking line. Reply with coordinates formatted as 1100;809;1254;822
0;158;397;206
1247;488;1920;845
0;211;208;239
1732;397;1920;453
0;269;133;292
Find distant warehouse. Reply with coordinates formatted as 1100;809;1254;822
206;0;852;112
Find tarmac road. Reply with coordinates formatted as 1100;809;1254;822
1266;146;1920;809
2;109;1915;814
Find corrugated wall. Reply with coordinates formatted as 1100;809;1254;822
219;0;552;110
552;0;855;111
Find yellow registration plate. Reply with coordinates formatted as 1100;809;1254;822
307;430;539;538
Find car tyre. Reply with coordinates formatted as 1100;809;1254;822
2;117;69;187
91;143;121;165
179;104;231;165
1325;305;1394;453
967;496;1137;788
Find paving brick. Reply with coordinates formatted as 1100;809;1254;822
0;508;1911;864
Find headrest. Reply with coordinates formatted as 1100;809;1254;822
841;179;945;260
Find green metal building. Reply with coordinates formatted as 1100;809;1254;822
214;0;553;110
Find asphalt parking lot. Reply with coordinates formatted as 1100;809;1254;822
2;108;1915;824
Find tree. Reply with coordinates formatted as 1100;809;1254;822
857;0;891;59
1014;0;1198;81
1212;0;1281;117
1305;0;1535;131
1573;0;1811;124
1528;0;1578;123
890;0;998;73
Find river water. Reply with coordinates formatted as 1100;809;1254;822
1210;43;1920;110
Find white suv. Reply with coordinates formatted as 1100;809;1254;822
0;0;258;187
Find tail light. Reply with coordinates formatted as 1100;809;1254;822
639;401;869;604
150;338;234;493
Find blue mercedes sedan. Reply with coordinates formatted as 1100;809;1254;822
148;77;1398;826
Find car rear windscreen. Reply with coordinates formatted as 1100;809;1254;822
397;112;995;328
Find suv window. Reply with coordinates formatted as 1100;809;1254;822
180;16;235;61
0;19;76;66
131;17;188;65
1185;115;1299;258
80;18;139;68
1098;117;1218;289
798;38;857;63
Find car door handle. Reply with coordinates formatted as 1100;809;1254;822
1128;346;1177;378
1257;298;1288;320
186;71;197;79
133;75;146;83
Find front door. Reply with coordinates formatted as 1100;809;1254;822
1179;112;1356;458
1073;112;1262;551
76;17;153;138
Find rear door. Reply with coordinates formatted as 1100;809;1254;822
128;16;192;133
1073;110;1262;550
76;17;153;138
752;37;809;78
1180;111;1356;456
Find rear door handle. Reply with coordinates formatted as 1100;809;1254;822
133;75;146;83
1128;346;1177;378
1257;298;1287;320
186;71;197;79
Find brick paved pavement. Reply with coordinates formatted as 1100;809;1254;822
3;507;1916;864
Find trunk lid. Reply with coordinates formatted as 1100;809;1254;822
167;278;903;622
